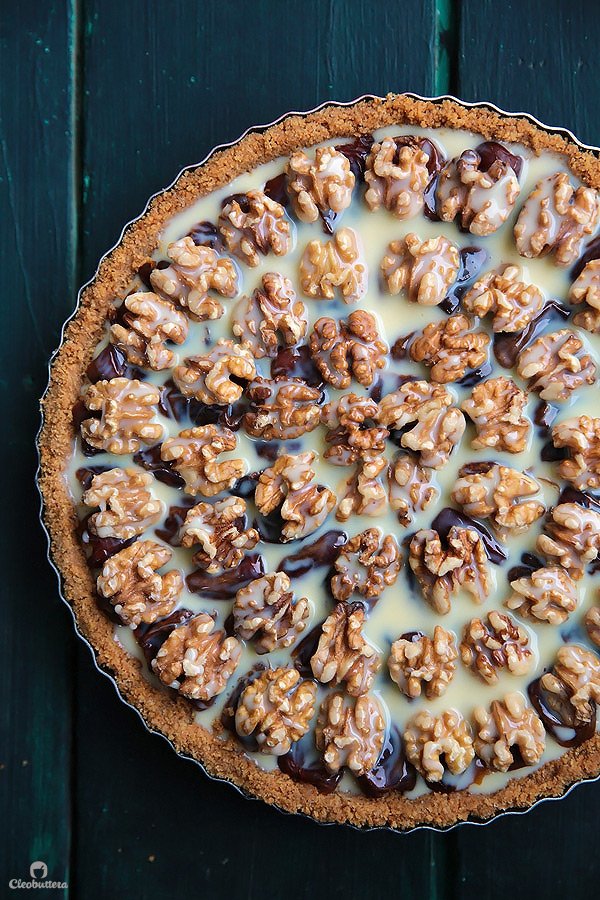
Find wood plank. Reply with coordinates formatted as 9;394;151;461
0;1;78;894
73;1;451;896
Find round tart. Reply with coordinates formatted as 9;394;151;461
38;94;600;831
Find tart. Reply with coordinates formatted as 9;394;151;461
38;94;600;831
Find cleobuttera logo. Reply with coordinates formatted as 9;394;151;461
29;862;48;880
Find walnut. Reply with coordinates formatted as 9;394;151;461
82;467;165;539
541;644;600;724
286;146;354;222
506;566;578;624
110;291;188;369
218;190;291;267
336;456;388;521
461;377;530;453
387;455;437;527
376;380;465;468
514;173;600;267
300;228;367;304
473;693;546;772
173;339;256;405
321;393;388;465
310;602;381;696
460;611;533;685
180;496;259;573
315;692;385;776
97;540;182;627
585;606;600;646
517;330;596;401
364;137;431;219
409;526;490;615
404;709;474;782
570;259;600;331
462;264;544;332
161;425;246;496
388;627;457;699
381;233;460;305
243;377;321;440
254;452;336;541
536;501;600;578
233;572;309;653
451;463;544;539
150;236;238;320
81;377;164;454
235;667;317;755
437;149;520;235
409;314;490;383
552;416;600;489
309;311;387;389
231;272;308;359
152;612;242;701
331;528;401;603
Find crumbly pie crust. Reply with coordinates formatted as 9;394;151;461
38;94;600;831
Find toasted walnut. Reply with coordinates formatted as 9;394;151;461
150;236;238;320
310;602;381;696
309;311;387;389
409;314;490;383
451;464;544;539
437;149;520;235
243;376;321;440
381;233;460;305
300;228;367;304
81;377;164;454
462;264;544;332
517;330;596;401
506;566;578;624
585;606;600;646
83;468;164;539
254;452;336;541
315;692;385;776
218;190;291;267
364;137;430;219
409;526;490;615
552;416;600;489
152;612;241;701
180;496;259;573
462;377;530;453
376;380;465;468
388;455;437;527
331;528;401;602
97;540;182;627
336;456;388;521
235;667;316;755
173;339;256;405
570;259;600;331
541;644;600;724
286;146;354;222
161;425;246;497
231;272;308;359
514;173;600;267
321;394;388;465
536;502;600;578
233;572;309;653
460;611;533;685
473;693;545;772
404;709;474;782
110;292;188;369
388;627;457;700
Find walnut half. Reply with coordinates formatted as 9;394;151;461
300;227;367;304
462;377;530;453
180;496;259;573
331;528;401;603
233;572;309;653
460;611;533;685
404;709;475;782
254;451;336;541
316;692;385;776
310;602;381;696
286;146;354;222
381;233;460;305
451;463;544;540
473;693;545;772
409;314;490;383
552;416;600;489
235;667;317;755
161;425;246;497
83;467;164;539
388;627;457;699
506;566;578;625
409;526;490;614
309;310;387;390
541;644;600;725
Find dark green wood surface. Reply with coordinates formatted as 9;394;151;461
2;1;600;896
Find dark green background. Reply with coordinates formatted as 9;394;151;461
2;1;599;897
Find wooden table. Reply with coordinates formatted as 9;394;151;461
3;1;599;896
